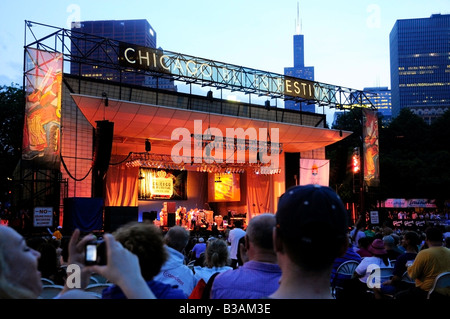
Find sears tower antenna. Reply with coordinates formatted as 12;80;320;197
295;2;302;35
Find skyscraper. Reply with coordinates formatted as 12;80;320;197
284;4;315;112
364;87;392;126
70;19;176;90
390;14;450;124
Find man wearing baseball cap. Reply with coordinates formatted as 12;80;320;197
269;184;350;299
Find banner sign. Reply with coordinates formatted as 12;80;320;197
138;168;187;200
119;43;368;105
382;198;437;208
22;48;63;169
363;109;380;187
299;158;330;186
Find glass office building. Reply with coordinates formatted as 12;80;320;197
364;87;392;126
284;33;315;113
390;14;450;124
70;19;176;91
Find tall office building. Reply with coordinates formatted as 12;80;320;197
284;5;315;112
70;19;176;90
364;87;392;126
390;14;450;124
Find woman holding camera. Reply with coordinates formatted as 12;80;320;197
0;225;156;299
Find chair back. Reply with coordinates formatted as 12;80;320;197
401;271;414;284
39;284;64;299
427;271;450;299
84;283;113;296
336;260;360;276
41;277;55;285
331;260;360;297
378;267;394;283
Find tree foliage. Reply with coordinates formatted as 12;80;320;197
328;107;450;208
0;84;24;204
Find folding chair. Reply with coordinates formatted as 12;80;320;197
427;271;450;299
331;260;360;298
39;284;64;299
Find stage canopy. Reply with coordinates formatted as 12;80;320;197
71;94;352;158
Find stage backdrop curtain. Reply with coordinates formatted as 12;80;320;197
246;172;271;220
105;164;139;207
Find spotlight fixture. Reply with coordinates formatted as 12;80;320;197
265;100;270;110
145;139;151;152
207;90;213;101
101;92;109;107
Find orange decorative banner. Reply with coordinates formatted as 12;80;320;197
22;48;63;169
363;109;380;187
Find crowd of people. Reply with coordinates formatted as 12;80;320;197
1;184;450;301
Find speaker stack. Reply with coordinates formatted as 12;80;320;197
92;120;114;198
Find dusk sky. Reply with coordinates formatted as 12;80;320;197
1;0;448;119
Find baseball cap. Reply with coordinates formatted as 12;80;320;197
276;184;348;243
382;235;395;245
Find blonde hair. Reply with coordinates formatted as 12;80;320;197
0;229;38;299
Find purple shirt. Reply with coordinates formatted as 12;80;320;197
210;260;281;299
191;243;206;258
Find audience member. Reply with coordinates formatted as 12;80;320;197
0;225;155;299
268;184;349;299
102;221;185;299
193;238;232;282
402;226;450;299
189;238;232;299
350;218;366;252
227;219;246;269
190;237;206;264
330;244;362;290
52;226;63;240
374;230;420;298
236;235;248;267
356;236;373;258
383;235;403;262
211;213;281;299
37;241;66;285
340;238;391;300
153;225;197;297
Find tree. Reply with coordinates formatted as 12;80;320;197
327;108;363;204
0;84;24;205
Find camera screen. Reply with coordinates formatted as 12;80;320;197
86;244;97;262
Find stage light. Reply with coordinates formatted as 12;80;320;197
265;100;270;110
145;139;151;152
352;147;360;173
102;92;109;107
207;90;213;101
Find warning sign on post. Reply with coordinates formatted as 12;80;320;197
33;207;53;227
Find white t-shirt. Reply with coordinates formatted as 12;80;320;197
355;256;391;284
227;227;246;260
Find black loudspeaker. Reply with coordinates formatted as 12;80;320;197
104;206;138;232
93;120;114;172
167;213;176;227
63;197;104;232
285;152;300;190
142;211;157;222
